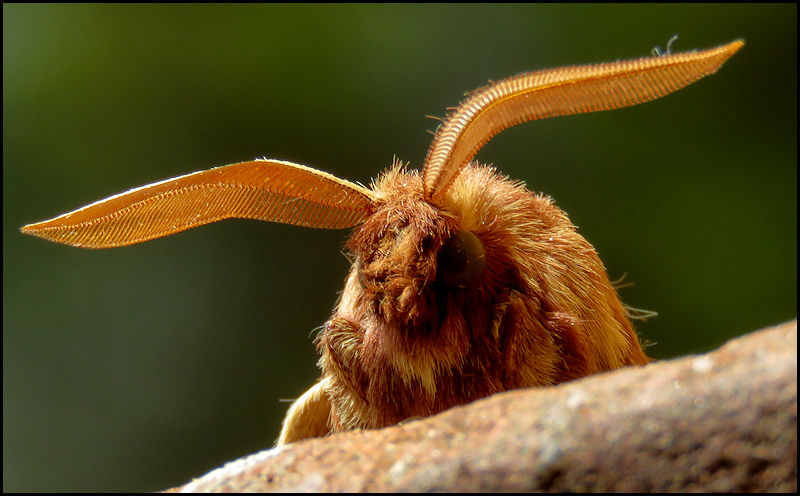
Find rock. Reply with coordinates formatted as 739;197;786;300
169;320;797;492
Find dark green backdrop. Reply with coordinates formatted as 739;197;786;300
4;4;796;492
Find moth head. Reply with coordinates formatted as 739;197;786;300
344;164;492;331
20;41;743;404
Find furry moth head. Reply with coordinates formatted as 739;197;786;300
22;40;743;441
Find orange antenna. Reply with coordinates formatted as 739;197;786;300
422;39;744;201
21;159;375;248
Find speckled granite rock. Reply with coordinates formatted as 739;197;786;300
170;320;797;492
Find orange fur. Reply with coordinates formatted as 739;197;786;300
313;162;649;435
20;41;741;446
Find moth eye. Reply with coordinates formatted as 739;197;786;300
436;230;486;290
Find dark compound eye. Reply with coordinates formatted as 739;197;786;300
436;230;486;290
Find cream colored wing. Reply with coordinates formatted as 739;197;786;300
277;378;332;446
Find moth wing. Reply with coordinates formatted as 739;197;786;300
277;378;332;446
21;159;375;248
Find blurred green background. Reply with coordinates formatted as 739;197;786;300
3;4;796;492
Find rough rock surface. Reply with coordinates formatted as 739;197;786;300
170;320;797;492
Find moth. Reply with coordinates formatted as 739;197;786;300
22;39;743;445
